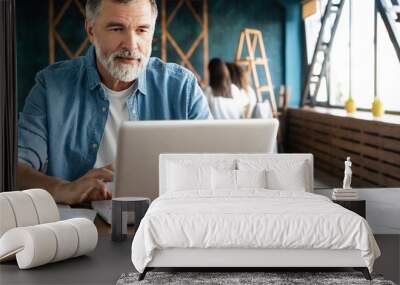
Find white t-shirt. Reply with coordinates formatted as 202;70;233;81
94;83;135;169
240;86;257;117
204;84;244;119
246;86;257;109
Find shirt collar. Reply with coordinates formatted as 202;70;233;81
85;45;148;96
85;45;101;91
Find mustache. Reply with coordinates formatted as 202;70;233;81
111;49;143;61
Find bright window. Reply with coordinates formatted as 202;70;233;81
304;0;400;113
349;0;375;109
377;12;400;111
328;0;349;105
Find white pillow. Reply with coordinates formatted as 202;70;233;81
211;168;237;190
211;169;268;190
237;169;268;189
266;162;307;191
167;162;212;191
238;159;309;192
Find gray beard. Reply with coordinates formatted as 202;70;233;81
94;42;151;82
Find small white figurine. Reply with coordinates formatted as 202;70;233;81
342;156;352;189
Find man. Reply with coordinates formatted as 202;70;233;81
17;0;211;205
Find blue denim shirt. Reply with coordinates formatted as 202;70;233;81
18;45;211;181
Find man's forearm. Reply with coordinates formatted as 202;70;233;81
17;162;113;205
16;162;67;201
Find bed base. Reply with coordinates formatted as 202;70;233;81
138;266;371;281
138;248;372;281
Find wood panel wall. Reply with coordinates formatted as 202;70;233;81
286;108;400;187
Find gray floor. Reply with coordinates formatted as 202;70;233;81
1;235;399;285
374;235;400;284
0;235;134;285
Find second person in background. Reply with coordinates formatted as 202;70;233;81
226;62;257;118
204;58;244;119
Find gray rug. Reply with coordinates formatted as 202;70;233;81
116;271;396;285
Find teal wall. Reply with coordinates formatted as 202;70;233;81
16;0;302;111
278;0;304;107
208;0;284;103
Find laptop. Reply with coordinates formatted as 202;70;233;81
92;119;279;224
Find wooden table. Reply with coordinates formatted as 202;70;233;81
94;215;136;235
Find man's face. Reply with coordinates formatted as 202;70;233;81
86;0;155;82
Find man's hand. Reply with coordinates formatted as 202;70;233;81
53;164;114;205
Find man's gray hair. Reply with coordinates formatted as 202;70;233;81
85;0;158;21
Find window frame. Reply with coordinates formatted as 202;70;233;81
303;0;400;115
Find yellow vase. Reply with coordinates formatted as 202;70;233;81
345;97;356;113
372;97;384;117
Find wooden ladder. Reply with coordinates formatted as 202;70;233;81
235;28;277;116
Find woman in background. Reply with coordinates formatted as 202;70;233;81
226;62;257;118
204;58;243;119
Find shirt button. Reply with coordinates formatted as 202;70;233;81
102;107;106;112
92;143;98;149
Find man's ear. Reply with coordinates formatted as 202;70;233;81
85;20;95;43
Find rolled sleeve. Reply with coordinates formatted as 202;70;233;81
18;72;48;171
186;75;213;120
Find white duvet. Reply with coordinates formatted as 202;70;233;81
131;190;380;273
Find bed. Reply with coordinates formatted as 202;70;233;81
131;154;380;280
